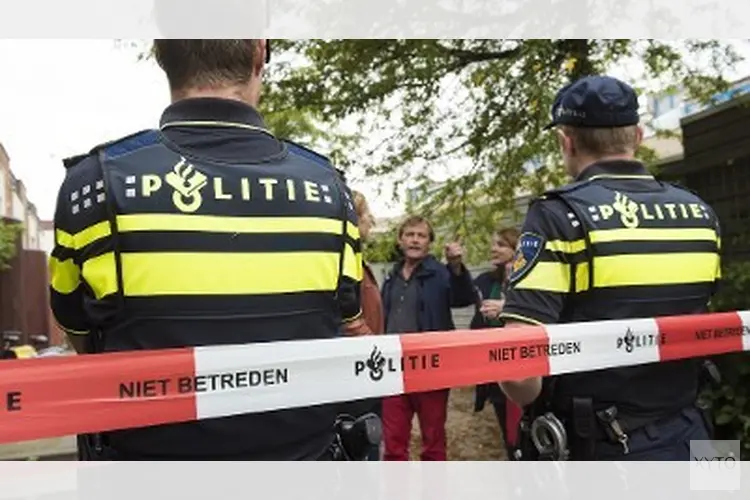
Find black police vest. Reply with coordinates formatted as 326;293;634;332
82;130;348;459
87;130;350;352
542;176;719;417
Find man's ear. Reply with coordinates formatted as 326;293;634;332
253;39;267;76
556;128;573;156
634;125;644;148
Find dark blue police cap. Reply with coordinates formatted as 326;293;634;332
543;75;640;130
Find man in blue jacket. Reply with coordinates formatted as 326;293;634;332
380;215;475;460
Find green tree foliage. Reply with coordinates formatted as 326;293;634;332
363;230;400;263
264;39;743;257
0;220;23;271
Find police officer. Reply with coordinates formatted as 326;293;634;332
49;39;368;460
498;75;722;461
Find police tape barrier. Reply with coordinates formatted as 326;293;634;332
1;310;749;444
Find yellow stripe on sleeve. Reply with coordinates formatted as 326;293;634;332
48;256;81;294
513;261;571;293
342;244;363;282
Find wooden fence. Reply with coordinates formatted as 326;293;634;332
0;218;57;345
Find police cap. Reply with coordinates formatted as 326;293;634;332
543;75;640;130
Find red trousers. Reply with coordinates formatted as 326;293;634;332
382;389;449;461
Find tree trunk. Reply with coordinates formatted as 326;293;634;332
564;39;595;82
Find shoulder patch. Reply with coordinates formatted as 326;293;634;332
508;232;546;286
665;181;700;197
544;179;589;197
282;139;333;169
90;129;160;160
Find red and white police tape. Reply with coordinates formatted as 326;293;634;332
1;310;749;444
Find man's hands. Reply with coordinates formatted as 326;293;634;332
444;241;464;275
480;299;505;320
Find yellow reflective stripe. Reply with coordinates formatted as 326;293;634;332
342;244;363;281
55;222;111;251
346;222;360;242
546;228;719;257
49;256;81;294
498;313;544;326
587;174;654;181
716;236;722;280
82;253;117;299
575;263;590;292
590;227;718;244
546;239;586;254
516;252;719;294
343;310;363;323
160;120;268;133
82;252;344;298
513;262;570;293
118;214;354;236
63;328;90;336
55;229;75;249
546;228;719;263
55;320;89;336
58;215;358;251
593;253;719;288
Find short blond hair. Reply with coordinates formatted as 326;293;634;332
563;125;639;157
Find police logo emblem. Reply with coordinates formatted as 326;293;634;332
508;232;546;285
165;158;208;213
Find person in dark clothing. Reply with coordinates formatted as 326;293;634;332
50;39;365;461
500;75;721;461
470;226;523;456
380;215;475;461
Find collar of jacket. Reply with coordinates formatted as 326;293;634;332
575;159;651;182
388;254;442;281
159;97;268;131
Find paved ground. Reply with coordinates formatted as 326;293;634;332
0;436;76;460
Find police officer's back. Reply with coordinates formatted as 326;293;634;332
499;76;721;460
48;40;365;460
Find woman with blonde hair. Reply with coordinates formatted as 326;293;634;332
346;190;384;336
344;190;385;460
470;225;523;457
